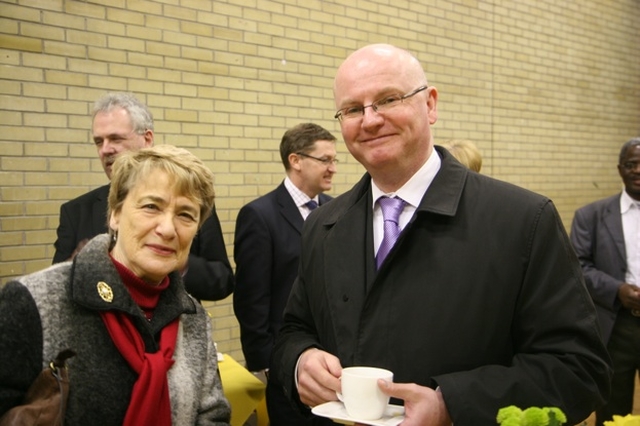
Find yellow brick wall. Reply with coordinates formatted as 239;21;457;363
1;0;639;362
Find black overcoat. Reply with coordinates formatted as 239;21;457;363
272;147;611;425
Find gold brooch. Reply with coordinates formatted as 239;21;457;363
97;282;113;303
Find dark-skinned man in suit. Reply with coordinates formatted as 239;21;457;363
571;137;640;425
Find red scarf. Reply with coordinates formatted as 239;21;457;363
100;257;179;426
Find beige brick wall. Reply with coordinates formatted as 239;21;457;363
1;0;639;363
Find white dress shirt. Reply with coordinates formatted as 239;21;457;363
371;150;441;256
285;177;318;220
621;190;640;286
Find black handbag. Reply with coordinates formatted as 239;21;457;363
0;349;76;426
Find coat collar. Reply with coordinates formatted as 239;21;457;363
70;234;197;332
276;182;305;233
321;146;468;228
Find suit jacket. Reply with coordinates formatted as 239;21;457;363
570;193;626;343
53;184;234;301
271;147;611;425
233;182;332;371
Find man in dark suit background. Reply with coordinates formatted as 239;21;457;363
571;137;640;425
53;92;234;302
233;122;337;425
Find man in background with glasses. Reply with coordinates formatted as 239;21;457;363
53;92;234;302
233;122;337;425
571;137;640;425
271;44;611;425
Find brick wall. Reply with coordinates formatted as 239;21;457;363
1;0;639;362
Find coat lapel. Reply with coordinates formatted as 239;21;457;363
321;178;374;361
602;195;626;262
275;183;304;234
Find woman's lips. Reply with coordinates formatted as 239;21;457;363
147;244;176;255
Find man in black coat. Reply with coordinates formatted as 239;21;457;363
233;123;337;425
271;44;611;425
53;92;233;301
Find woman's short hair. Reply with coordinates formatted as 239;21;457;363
442;139;483;172
108;145;215;237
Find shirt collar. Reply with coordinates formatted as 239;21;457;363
371;148;442;208
284;176;317;206
621;189;640;214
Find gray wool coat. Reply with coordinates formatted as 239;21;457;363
0;234;231;425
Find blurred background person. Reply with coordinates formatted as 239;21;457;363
233;123;337;425
571;137;640;426
53;92;233;302
0;145;231;425
441;139;482;172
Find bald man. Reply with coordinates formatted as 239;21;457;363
270;44;611;425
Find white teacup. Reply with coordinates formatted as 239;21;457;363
337;366;394;420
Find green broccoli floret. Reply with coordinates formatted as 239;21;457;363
497;406;523;425
496;406;566;426
522;407;547;426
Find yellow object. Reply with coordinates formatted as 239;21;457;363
604;415;640;426
218;354;268;426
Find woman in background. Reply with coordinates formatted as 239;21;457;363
0;145;230;425
442;139;483;172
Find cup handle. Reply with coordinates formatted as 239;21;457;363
336;375;343;402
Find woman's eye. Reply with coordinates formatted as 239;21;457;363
179;212;197;222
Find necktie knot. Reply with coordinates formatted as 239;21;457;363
306;200;318;210
378;196;405;224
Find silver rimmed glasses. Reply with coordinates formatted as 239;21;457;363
296;152;339;166
334;85;428;122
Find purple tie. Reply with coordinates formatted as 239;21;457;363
376;196;406;269
305;200;318;210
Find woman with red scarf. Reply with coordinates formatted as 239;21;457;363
0;145;231;425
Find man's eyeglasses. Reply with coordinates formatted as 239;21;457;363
334;85;428;122
621;161;640;172
296;152;339;166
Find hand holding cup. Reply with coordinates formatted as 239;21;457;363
337;366;394;420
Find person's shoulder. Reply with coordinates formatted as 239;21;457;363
310;180;368;223
241;187;280;210
61;184;110;208
14;262;71;301
466;172;547;204
576;193;620;213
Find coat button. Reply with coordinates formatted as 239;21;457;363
342;294;349;302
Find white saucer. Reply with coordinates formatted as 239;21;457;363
311;401;405;426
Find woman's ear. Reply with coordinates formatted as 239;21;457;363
109;209;119;232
